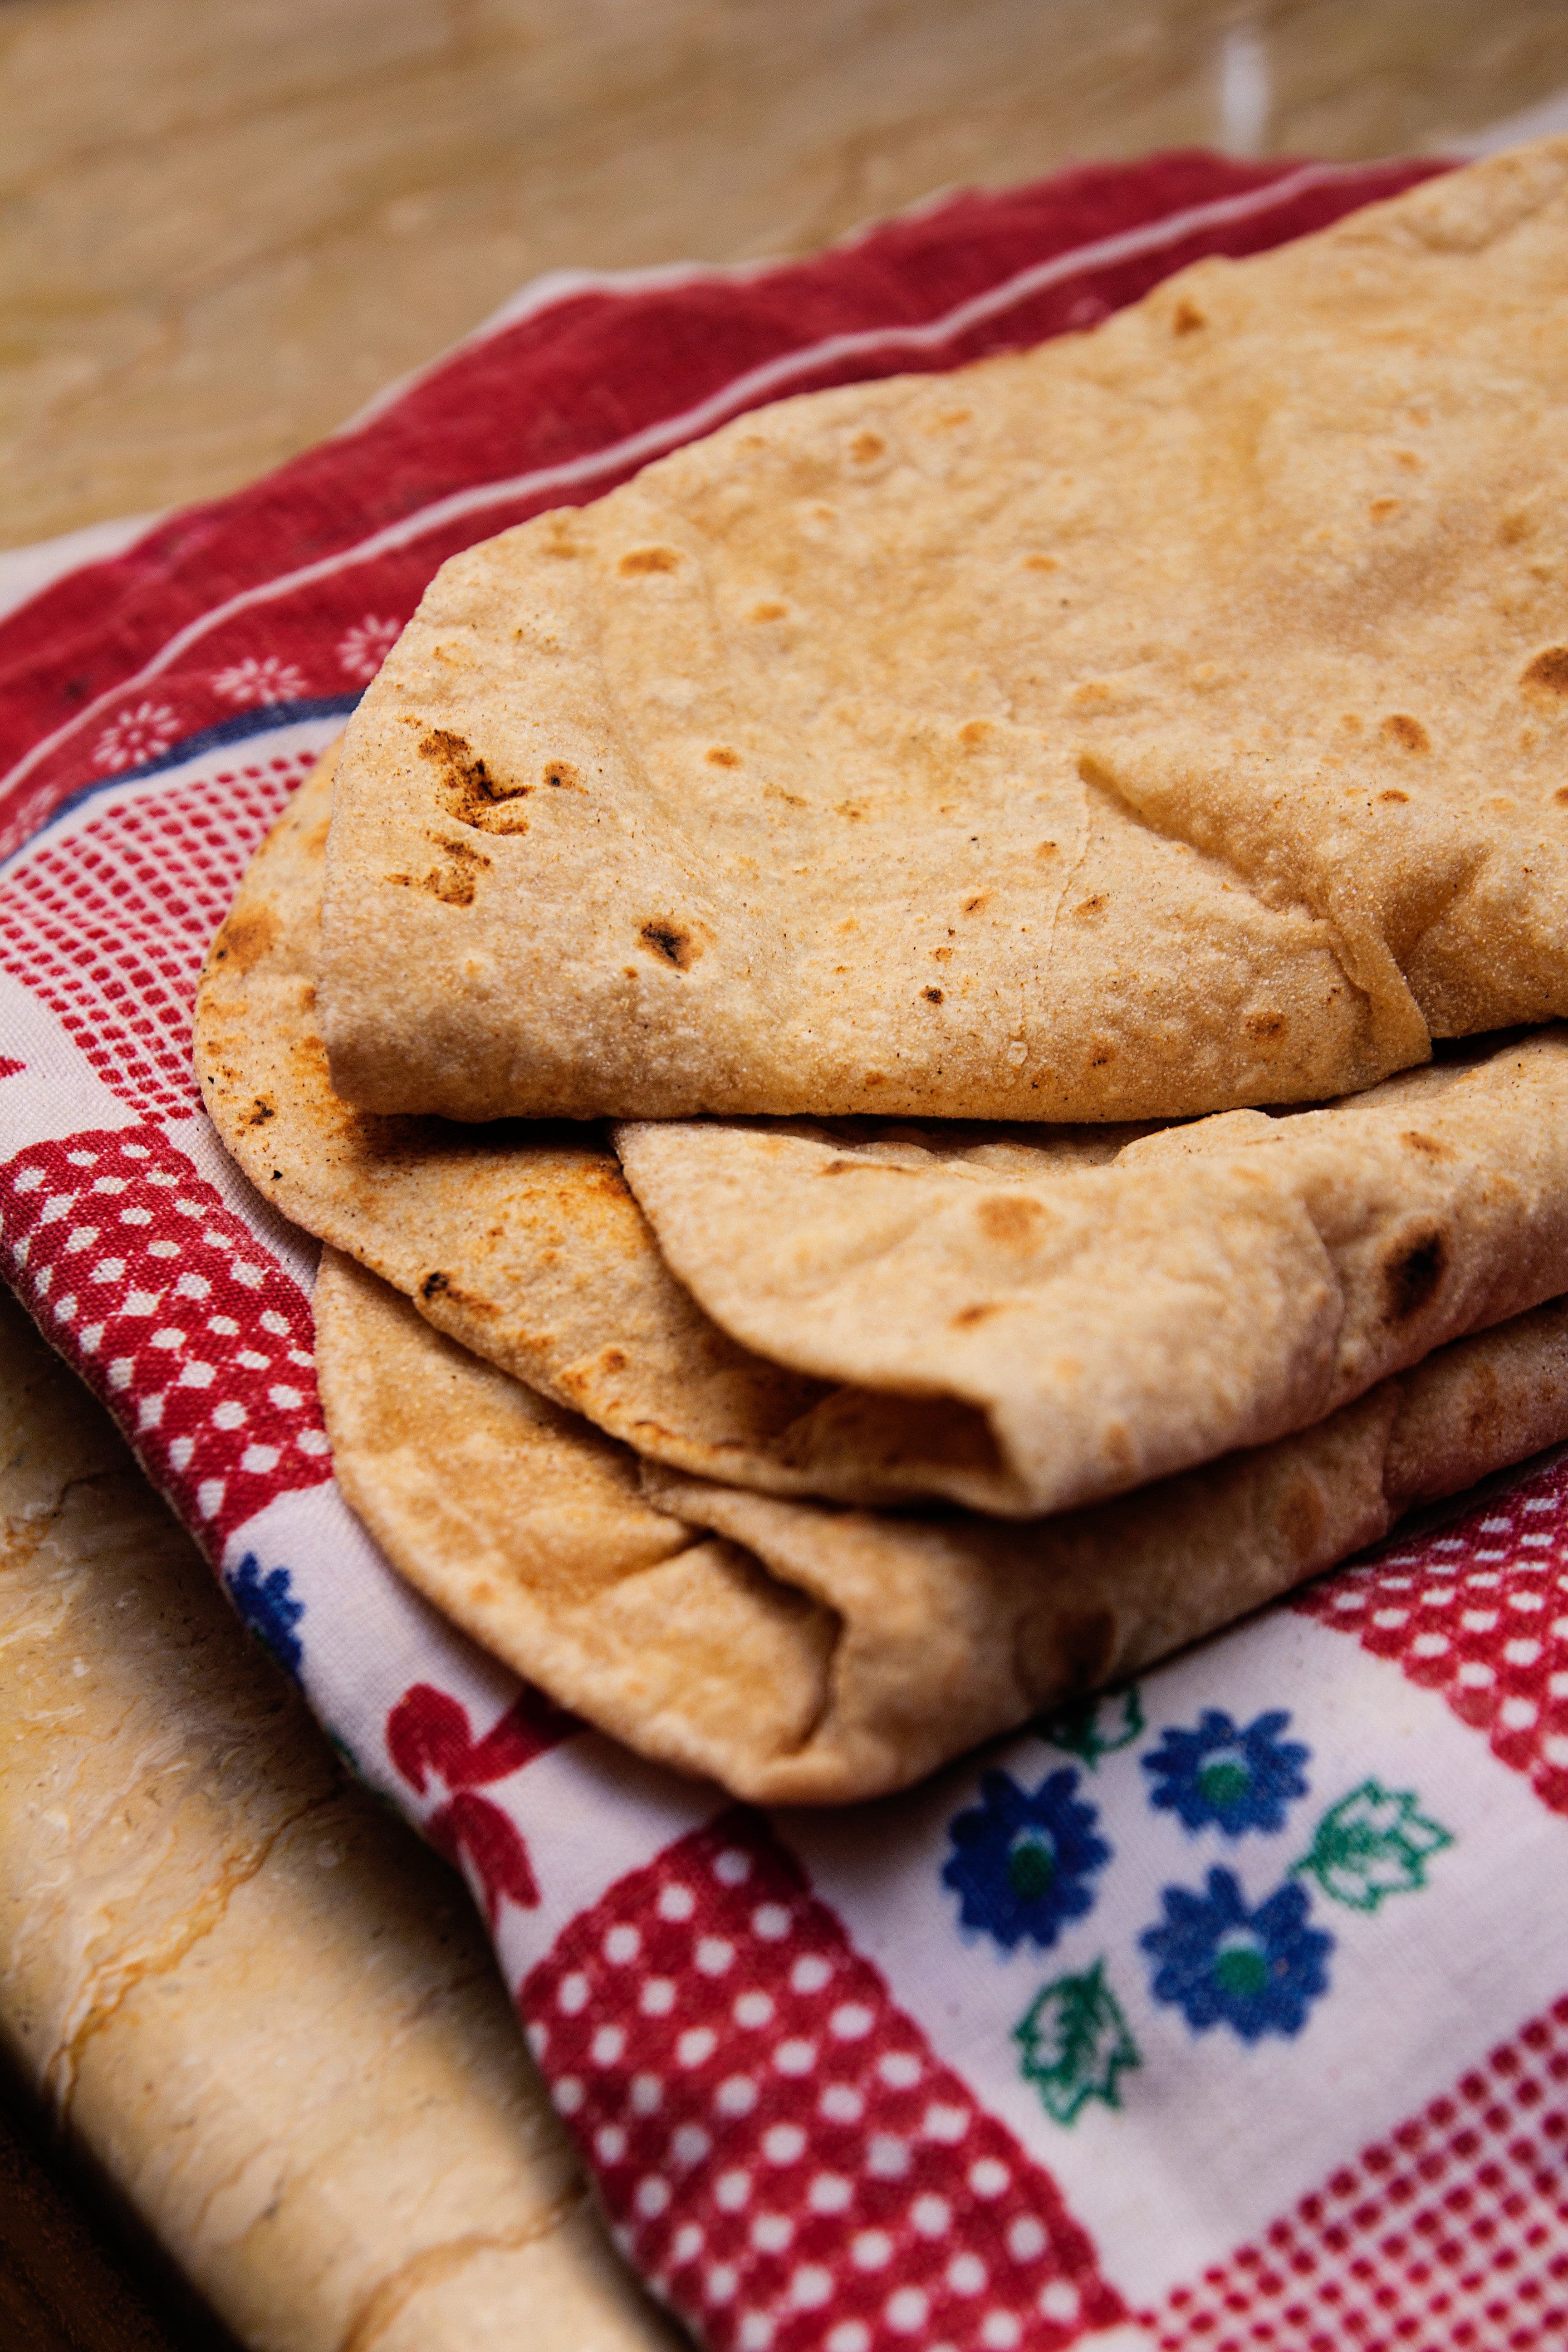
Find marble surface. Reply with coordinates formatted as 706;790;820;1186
3;0;1568;548
0;1284;677;2352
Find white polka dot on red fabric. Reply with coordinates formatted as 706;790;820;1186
520;1811;1121;2352
830;2003;874;2040
789;2264;832;2309
0;1122;329;1547
911;2192;952;2237
1298;1470;1568;1815
1147;1995;1568;2347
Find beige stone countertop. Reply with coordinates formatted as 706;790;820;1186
5;0;1568;551
0;1279;682;2352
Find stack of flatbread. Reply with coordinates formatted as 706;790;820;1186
197;139;1568;1806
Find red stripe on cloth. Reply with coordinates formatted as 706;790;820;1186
522;1809;1128;2352
0;746;316;1119
1145;1993;1568;2349
1294;1463;1568;1816
0;151;1444;851
0;1125;330;1547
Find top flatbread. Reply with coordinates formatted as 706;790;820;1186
203;752;1568;1523
322;140;1568;1125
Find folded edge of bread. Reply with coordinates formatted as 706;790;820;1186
314;1250;1568;1804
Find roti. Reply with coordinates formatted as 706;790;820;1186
615;1030;1568;1514
322;140;1568;1126
199;753;1568;1518
315;1252;1568;1803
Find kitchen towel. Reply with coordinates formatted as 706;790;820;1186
6;147;1568;2352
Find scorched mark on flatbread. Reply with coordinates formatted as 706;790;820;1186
419;727;533;833
211;904;280;976
639;921;701;971
1523;647;1568;700
1382;1228;1447;1323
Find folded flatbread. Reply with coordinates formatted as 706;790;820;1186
322;139;1568;1126
616;1037;1568;1513
198;750;1568;1518
314;1252;1568;1803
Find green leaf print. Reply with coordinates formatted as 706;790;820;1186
1015;1959;1141;2125
1035;1686;1145;1770
1292;1779;1453;1912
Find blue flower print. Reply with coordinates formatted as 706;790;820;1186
1141;1867;1333;2043
942;1768;1111;1953
1143;1708;1309;1837
227;1553;305;1680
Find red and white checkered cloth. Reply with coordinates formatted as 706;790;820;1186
6;151;1568;2352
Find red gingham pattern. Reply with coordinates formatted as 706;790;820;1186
1147;1997;1568;2352
0;748;315;1120
523;1811;1127;2352
0;1124;329;1542
1295;1465;1568;1814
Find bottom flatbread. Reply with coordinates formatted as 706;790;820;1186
315;1253;1568;1804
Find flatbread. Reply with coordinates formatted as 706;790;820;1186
314;1251;1568;1803
198;753;1568;1519
194;747;834;1487
616;1030;1568;1514
322;139;1568;1126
